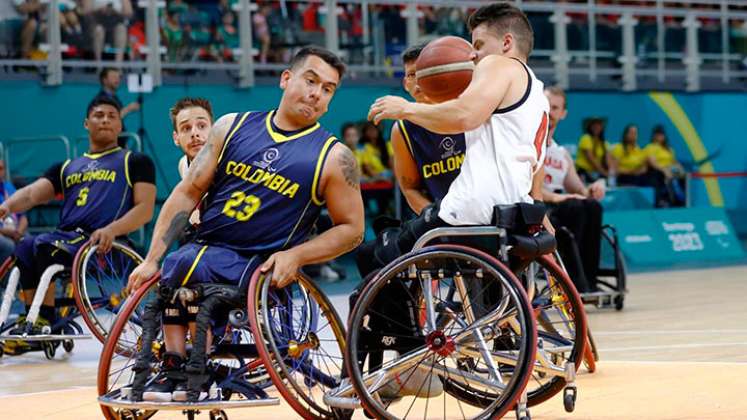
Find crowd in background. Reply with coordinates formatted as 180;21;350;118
2;1;747;67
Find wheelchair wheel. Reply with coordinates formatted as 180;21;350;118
73;240;143;344
346;244;536;420
248;268;347;419
524;254;587;407
97;274;161;420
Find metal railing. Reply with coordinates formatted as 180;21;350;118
1;0;746;90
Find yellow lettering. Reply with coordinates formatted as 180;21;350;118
260;171;275;186
248;169;264;183
423;165;432;179
241;164;252;180
455;153;465;168
233;162;246;177
282;183;299;198
268;174;285;191
226;161;236;175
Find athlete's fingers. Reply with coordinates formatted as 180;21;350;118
260;254;276;273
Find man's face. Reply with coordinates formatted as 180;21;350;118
403;60;429;104
279;55;340;125
545;91;567;139
85;104;122;145
471;24;510;63
103;70;121;90
173;106;212;160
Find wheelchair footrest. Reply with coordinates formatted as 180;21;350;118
98;394;280;411
0;333;92;341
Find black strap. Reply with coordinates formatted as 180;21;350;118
494;58;532;114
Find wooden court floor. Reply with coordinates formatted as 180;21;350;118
2;265;746;419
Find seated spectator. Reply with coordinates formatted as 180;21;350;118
359;122;392;182
0;1;25;57
543;86;604;293
84;0;133;63
575;116;611;183
342;122;392;216
253;4;271;64
162;11;185;62
0;159;28;261
12;0;45;59
644;125;686;206
611;124;668;206
216;11;239;61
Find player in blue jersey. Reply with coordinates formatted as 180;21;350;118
127;46;365;401
0;97;156;354
355;44;467;279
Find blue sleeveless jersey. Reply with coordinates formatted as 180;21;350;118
197;111;338;254
59;147;134;231
398;120;466;201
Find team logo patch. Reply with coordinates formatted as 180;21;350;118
254;147;280;170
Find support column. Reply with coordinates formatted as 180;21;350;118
45;0;63;86
551;9;570;89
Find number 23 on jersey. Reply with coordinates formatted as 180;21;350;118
222;191;262;222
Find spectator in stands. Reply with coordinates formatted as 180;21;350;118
575;116;611;182
611;124;668;206
217;11;239;62
83;0;132;63
543;86;604;293
0;159;28;261
253;4;271;64
11;0;45;59
162;11;185;62
359;121;392;181
0;1;24;57
644;125;686;206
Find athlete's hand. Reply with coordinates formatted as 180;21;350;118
368;96;410;125
127;259;159;295
0;204;9;220
588;180;606;200
261;250;301;289
90;226;116;254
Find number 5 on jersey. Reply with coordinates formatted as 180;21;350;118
76;187;90;207
222;191;261;222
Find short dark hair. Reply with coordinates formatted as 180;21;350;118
170;97;213;129
99;67;119;83
467;2;534;57
401;43;427;64
86;96;121;117
341;122;358;135
289;46;346;80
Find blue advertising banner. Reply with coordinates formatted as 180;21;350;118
604;207;744;267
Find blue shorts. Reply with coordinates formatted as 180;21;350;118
14;230;87;268
160;242;262;291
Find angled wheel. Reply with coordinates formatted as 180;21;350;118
524;254;587;407
73;240;143;345
345;244;536;420
248;268;347;419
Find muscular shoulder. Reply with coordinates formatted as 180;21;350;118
211;113;239;141
475;54;524;77
324;142;360;190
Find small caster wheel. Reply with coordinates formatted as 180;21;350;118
563;387;577;413
332;408;354;420
209;409;228;420
63;339;74;353
43;341;56;359
41;325;52;335
614;295;624;311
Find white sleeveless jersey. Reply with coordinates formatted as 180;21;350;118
543;139;571;192
439;60;549;225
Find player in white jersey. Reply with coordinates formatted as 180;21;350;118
542;86;605;292
366;2;550;257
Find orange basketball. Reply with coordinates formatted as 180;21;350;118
415;36;475;103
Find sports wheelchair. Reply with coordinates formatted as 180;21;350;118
327;203;590;420
0;232;143;359
97;266;348;420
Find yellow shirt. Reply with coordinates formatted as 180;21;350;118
356;143;388;177
644;143;676;167
611;143;647;173
575;134;609;172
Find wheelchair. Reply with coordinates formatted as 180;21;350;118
335;203;591;420
556;224;627;311
97;266;347;420
0;233;143;359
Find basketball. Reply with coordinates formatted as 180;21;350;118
415;36;475;103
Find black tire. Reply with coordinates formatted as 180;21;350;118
63;339;74;353
524;255;588;408
345;245;536;420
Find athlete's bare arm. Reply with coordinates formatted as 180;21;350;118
368;55;525;134
261;142;365;287
127;113;235;292
91;181;156;253
0;178;56;219
391;124;430;214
